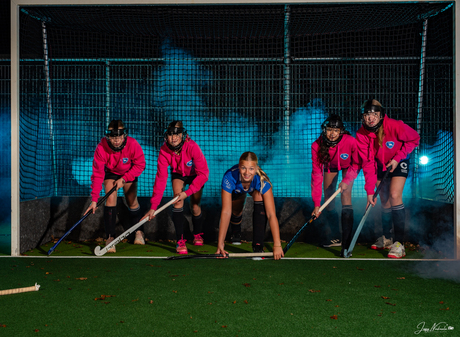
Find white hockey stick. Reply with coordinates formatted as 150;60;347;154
94;196;179;256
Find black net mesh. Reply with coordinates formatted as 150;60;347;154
15;3;453;202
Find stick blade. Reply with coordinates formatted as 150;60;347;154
94;246;106;256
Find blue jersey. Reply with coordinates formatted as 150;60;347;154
222;164;272;195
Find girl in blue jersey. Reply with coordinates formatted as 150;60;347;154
216;152;284;260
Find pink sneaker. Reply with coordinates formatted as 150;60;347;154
193;233;204;246
176;236;188;255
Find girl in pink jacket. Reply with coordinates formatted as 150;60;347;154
356;99;420;259
142;121;209;255
311;114;359;257
85;120;146;253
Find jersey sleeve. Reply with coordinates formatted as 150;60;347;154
356;131;377;195
150;149;170;211
185;143;209;197
90;143;107;202
392;121;420;163
122;138;146;183
221;171;235;193
311;141;324;207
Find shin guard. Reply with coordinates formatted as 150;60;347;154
129;205;144;232
104;206;117;238
172;207;187;242
381;207;393;240
192;212;204;235
341;206;354;250
252;201;267;249
391;204;405;243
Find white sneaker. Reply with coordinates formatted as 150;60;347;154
105;236;116;253
322;239;341;248
371;235;393;250
387;241;406;259
134;231;145;245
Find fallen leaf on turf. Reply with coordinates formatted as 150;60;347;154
233;301;236;304
326;299;332;302
94;295;115;301
34;329;39;332
308;289;320;293
76;277;87;280
172;290;177;293
397;277;405;280
243;283;250;287
385;302;396;306
374;285;381;288
391;312;396;314
439;301;444;304
149;300;153;304
381;296;390;299
0;324;6;328
356;267;364;271
440;307;450;311
45;272;52;274
330;315;338;320
244;300;248;304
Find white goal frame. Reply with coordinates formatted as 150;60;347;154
10;0;460;259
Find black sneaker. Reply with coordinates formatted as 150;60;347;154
322;239;342;248
252;243;264;253
231;232;241;245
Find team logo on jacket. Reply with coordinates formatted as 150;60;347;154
224;178;231;189
386;141;395;149
122;158;129;164
186;160;193;167
340;153;349;160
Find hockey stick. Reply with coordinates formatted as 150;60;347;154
342;169;391;258
166;252;274;260
47;185;118;255
94;196;179;256
283;187;342;255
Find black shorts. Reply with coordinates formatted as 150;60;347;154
171;172;197;186
104;170;137;183
377;159;409;180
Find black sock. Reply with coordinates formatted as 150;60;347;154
341;206;354;250
381;207;393;240
391;204;405;243
192;212;204;235
129;205;143;232
172;207;187;241
252;201;267;249
104;206;117;238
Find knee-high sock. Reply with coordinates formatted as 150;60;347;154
230;214;243;234
104;206;117;238
192;212;204;235
252;201;267;248
381;207;393;240
341;206;354;250
391;204;405;243
323;209;339;240
129;205;144;232
172;207;187;241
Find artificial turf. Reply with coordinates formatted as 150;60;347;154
20;239;430;259
0;256;458;336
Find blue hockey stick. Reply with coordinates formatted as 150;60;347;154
47;185;117;255
342;169;391;258
283;187;342;255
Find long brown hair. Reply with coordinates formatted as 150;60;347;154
239;151;271;190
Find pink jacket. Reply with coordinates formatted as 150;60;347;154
356;115;420;195
311;134;359;207
150;137;209;210
91;136;146;202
